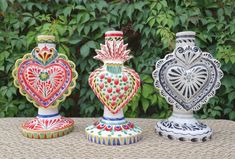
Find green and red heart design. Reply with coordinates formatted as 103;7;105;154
89;66;140;114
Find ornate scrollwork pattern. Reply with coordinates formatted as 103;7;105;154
153;45;223;111
161;120;207;131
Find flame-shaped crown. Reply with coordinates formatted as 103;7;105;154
94;31;132;63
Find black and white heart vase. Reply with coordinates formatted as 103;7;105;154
152;31;223;142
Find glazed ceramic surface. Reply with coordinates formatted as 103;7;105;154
12;35;78;139
152;31;223;142
85;31;142;145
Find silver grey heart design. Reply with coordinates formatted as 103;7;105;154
166;65;208;102
152;31;223;142
154;46;223;111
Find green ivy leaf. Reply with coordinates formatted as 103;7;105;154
229;111;235;120
127;5;134;20
141;98;149;113
80;41;97;58
0;1;8;12
63;6;73;17
142;84;154;98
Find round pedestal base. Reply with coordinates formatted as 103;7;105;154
85;120;142;145
21;117;74;139
155;119;212;142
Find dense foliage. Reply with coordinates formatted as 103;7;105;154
0;0;234;120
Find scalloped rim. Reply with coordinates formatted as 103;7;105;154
12;53;78;109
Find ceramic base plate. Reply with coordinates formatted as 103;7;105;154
85;120;142;145
155;119;212;142
21;117;74;139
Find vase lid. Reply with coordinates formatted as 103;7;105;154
37;35;56;43
176;31;196;39
105;31;123;38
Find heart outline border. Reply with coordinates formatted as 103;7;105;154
12;53;78;109
153;47;223;111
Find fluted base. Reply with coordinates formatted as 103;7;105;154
21;116;74;139
85;119;142;145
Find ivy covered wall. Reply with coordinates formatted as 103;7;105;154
0;0;234;120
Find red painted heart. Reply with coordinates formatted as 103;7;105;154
18;59;72;108
89;66;140;114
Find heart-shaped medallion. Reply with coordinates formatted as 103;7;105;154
153;46;223;111
17;58;73;108
89;66;140;114
153;31;223;142
166;65;208;102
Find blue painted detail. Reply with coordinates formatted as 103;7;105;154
113;139;116;145
98;138;100;144
103;139;105;145
88;135;91;141
102;116;125;121
94;136;96;143
117;139;120;145
129;138;132;144
108;138;111;145
37;113;59;118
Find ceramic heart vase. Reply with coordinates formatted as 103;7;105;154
152;31;223;142
12;35;78;139
85;31;142;145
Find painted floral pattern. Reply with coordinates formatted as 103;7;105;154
89;66;140;114
17;59;72;108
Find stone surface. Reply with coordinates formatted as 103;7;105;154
0;118;234;159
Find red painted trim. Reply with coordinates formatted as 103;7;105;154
105;33;123;37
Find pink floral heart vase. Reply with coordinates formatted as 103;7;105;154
85;31;142;145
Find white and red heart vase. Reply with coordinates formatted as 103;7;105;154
152;31;223;142
12;35;78;139
85;31;142;145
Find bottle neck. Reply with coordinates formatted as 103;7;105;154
102;106;125;124
37;107;61;119
172;108;193;118
175;37;195;48
168;107;197;124
37;43;56;49
104;63;123;74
